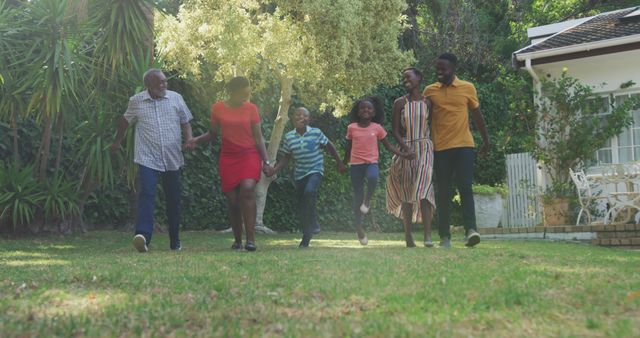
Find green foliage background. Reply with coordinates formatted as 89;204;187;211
4;0;640;233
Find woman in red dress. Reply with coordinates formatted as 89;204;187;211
190;77;273;251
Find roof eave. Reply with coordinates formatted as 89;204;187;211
514;34;640;63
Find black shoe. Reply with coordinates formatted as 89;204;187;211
231;241;242;251
438;238;451;249
299;238;310;249
465;230;481;247
171;240;181;251
311;227;321;235
244;242;257;252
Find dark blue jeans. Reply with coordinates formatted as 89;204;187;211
136;165;181;248
434;148;476;239
350;163;379;226
295;173;323;245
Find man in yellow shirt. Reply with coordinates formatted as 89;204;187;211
423;53;490;248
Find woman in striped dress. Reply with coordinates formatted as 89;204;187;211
386;67;436;248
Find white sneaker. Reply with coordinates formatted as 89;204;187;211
424;240;434;248
133;234;148;253
358;235;368;246
360;203;370;214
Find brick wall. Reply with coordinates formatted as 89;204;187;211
478;224;640;249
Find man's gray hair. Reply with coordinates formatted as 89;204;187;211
143;68;164;87
294;107;310;117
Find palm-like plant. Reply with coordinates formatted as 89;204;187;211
0;0;158;232
90;0;155;91
68;0;156;229
19;0;90;180
0;0;28;164
42;173;80;230
0;164;45;232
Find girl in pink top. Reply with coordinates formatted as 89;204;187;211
343;97;410;245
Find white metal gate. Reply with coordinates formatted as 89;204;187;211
505;153;542;227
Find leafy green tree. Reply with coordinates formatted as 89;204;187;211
156;0;413;230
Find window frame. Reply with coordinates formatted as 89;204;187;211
589;89;640;169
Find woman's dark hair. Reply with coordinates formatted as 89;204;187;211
226;76;250;93
349;96;385;124
402;67;423;81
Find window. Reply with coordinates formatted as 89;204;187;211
591;92;640;166
590;96;613;165
616;94;640;163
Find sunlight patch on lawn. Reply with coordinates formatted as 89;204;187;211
531;263;607;275
601;255;640;264
2;258;70;267
0;251;49;259
312;238;407;248
264;238;407;248
263;239;303;246
36;244;75;251
36;289;127;318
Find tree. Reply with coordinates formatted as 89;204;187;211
156;0;413;230
0;0;26;164
0;0;156;233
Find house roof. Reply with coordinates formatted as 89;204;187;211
514;6;640;64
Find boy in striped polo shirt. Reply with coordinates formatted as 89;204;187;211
268;107;346;248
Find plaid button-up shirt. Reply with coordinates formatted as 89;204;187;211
123;90;193;172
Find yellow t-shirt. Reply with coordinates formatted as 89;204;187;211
423;77;480;151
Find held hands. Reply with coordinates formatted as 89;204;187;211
262;162;275;177
337;161;347;173
183;137;198;151
401;150;416;160
399;144;415;160
110;141;121;153
478;142;490;158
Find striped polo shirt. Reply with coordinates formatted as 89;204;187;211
281;126;329;180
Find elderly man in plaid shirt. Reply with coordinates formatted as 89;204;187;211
111;69;194;253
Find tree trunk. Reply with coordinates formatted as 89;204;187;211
37;114;53;180
255;77;294;232
54;116;64;173
74;167;95;234
11;113;20;164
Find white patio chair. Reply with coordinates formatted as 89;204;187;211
569;168;609;225
603;164;640;224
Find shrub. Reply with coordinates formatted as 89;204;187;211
42;173;80;225
0;164;44;232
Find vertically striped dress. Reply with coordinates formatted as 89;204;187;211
386;96;436;222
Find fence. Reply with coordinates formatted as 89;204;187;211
505;152;542;227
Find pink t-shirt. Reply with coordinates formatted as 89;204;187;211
346;122;387;164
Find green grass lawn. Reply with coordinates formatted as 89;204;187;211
1;231;639;337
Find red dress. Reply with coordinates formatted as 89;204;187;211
211;101;262;192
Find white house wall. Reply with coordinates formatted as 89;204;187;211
531;49;640;95
529;50;640;222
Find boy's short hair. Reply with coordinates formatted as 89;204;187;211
438;53;458;66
